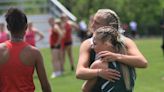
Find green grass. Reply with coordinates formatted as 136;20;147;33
34;37;164;92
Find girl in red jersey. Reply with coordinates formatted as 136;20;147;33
60;14;78;71
0;8;51;92
48;17;64;78
24;22;44;46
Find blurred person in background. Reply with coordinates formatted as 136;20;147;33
86;15;94;38
48;17;64;78
129;20;138;39
60;13;79;71
160;10;164;56
24;22;44;46
78;19;88;42
121;23;129;37
0;23;10;43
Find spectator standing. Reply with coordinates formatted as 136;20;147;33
0;23;10;43
129;20;138;38
24;22;44;46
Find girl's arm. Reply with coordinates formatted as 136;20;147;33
76;40;120;80
82;59;120;92
82;79;97;92
35;30;44;42
81;59;101;92
98;37;148;68
35;49;51;92
76;39;99;80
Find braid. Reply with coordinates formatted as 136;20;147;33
95;26;131;90
95;26;124;53
97;9;120;30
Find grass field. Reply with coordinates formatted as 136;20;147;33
34;37;164;92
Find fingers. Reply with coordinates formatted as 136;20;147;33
98;51;110;54
107;72;120;82
107;69;121;78
96;53;109;59
97;51;116;61
97;51;111;58
99;69;121;82
108;68;120;75
101;57;113;62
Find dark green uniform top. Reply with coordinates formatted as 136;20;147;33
89;48;136;92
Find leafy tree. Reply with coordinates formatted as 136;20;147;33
59;0;164;35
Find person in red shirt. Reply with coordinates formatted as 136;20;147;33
48;17;64;78
24;22;44;46
60;14;78;71
0;8;51;92
0;23;10;43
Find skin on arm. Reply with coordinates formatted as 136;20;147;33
82;60;104;92
0;43;9;64
68;20;79;30
82;77;97;92
19;46;51;92
76;39;99;80
34;48;51;92
121;37;148;68
35;30;44;42
82;59;120;92
98;37;148;68
76;39;120;80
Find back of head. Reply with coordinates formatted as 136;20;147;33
96;9;120;30
95;26;119;45
55;18;61;25
5;8;27;34
95;26;126;54
60;13;68;22
48;17;55;26
60;13;68;18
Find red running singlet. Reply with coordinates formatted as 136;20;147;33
61;22;72;49
24;30;36;46
49;28;59;47
0;41;35;92
0;32;8;43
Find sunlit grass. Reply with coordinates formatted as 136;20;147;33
34;37;164;92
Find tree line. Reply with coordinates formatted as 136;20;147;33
59;0;164;36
